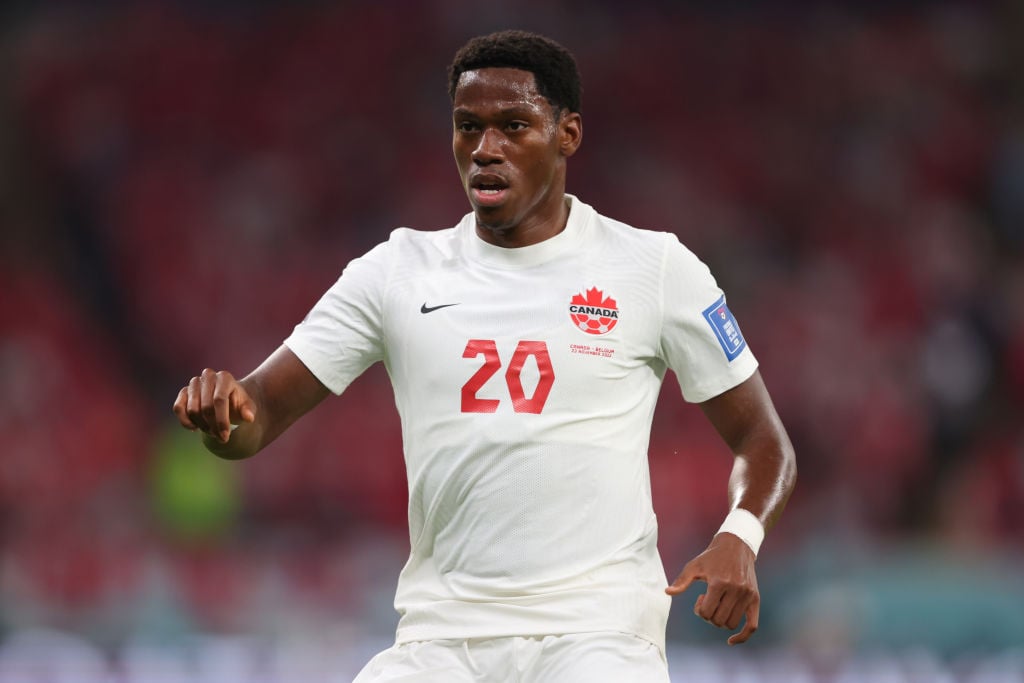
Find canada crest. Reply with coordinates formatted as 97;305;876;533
569;287;619;335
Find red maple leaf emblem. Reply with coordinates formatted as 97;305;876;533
569;287;619;335
571;287;617;310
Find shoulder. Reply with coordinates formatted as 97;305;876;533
579;202;718;298
378;224;463;263
586;205;703;269
343;224;462;276
577;198;680;248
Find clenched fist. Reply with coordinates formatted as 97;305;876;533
173;368;256;444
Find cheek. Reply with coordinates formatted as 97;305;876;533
524;146;561;184
453;145;472;175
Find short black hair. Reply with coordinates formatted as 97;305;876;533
448;30;582;114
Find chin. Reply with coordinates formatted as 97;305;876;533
472;205;516;231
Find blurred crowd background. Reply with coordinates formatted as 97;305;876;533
1;1;1023;681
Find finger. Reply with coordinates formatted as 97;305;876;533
232;387;257;424
696;581;725;622
212;371;235;443
173;387;197;429
238;399;256;423
199;368;219;438
186;376;209;432
711;589;741;629
726;591;755;631
666;577;695;596
727;600;760;645
665;564;703;596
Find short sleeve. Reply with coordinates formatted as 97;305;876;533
658;234;758;403
283;240;390;395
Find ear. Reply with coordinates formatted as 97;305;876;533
558;111;583;158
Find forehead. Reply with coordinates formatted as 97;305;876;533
452;67;548;113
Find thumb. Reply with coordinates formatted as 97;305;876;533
232;391;257;424
666;563;703;596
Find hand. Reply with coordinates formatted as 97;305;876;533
666;532;760;645
173;368;256;444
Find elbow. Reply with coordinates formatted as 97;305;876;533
785;443;797;491
785;457;797;500
779;434;797;497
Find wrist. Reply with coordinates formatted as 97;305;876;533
716;508;764;556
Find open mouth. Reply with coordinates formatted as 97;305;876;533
470;176;509;206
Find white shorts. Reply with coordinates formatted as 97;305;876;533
351;632;669;683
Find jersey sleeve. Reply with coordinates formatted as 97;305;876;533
283;240;390;395
658;233;758;403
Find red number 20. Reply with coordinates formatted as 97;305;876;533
461;339;554;414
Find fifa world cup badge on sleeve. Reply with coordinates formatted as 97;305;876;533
702;296;746;361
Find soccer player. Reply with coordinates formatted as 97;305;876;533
173;30;796;682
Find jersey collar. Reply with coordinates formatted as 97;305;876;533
461;194;592;269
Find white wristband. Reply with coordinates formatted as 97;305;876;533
716;508;765;556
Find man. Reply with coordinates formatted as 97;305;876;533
173;30;796;682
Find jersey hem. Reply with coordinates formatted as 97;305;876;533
395;621;667;657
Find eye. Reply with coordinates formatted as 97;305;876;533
507;121;528;132
455;121;479;133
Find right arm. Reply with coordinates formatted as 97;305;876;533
178;234;393;458
172;345;330;459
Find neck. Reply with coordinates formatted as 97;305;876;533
475;192;570;249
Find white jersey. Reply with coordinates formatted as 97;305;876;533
284;195;757;653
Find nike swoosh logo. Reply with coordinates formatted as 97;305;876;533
420;302;460;314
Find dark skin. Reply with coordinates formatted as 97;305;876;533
452;67;582;247
173;66;796;645
666;371;796;644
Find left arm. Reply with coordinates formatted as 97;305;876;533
665;369;797;644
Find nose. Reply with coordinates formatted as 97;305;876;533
472;128;505;166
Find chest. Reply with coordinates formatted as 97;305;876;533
381;261;664;413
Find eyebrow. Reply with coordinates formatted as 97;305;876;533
452;105;543;118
